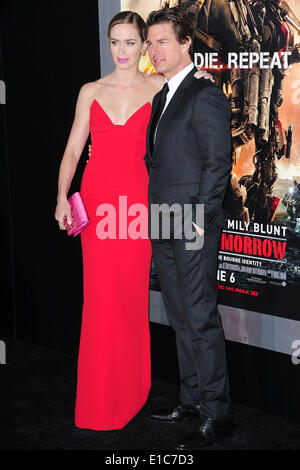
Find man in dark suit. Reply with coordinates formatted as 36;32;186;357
144;7;233;449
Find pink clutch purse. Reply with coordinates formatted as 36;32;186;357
64;192;90;236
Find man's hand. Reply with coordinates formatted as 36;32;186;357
194;68;215;83
192;222;204;237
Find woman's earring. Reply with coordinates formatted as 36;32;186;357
141;50;146;56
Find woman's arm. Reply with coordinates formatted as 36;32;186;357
55;83;92;227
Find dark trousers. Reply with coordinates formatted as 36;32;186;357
151;226;232;421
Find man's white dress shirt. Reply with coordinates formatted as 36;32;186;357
154;61;194;143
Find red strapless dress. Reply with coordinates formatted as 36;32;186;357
75;99;152;430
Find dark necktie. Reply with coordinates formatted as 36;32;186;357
149;82;169;157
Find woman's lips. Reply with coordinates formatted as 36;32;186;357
117;58;129;63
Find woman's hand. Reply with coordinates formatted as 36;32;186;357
194;68;215;83
55;198;72;230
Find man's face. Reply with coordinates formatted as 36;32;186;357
146;22;191;79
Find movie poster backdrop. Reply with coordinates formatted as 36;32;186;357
120;0;300;322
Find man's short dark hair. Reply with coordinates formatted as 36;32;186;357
146;7;194;58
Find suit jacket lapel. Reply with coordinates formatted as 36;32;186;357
146;91;162;158
153;66;198;157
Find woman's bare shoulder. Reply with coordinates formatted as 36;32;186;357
78;76;112;105
82;76;113;91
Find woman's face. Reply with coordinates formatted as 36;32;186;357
109;23;144;69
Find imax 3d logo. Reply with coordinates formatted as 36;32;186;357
291;340;300;365
0;80;6;104
0;340;6;364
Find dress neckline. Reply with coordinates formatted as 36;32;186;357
91;99;151;126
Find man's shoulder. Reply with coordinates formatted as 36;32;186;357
190;77;225;98
189;78;230;110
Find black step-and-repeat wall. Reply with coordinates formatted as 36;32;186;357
1;0;100;351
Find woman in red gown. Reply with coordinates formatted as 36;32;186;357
55;12;162;430
54;11;209;430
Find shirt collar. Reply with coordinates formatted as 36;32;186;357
165;62;194;94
